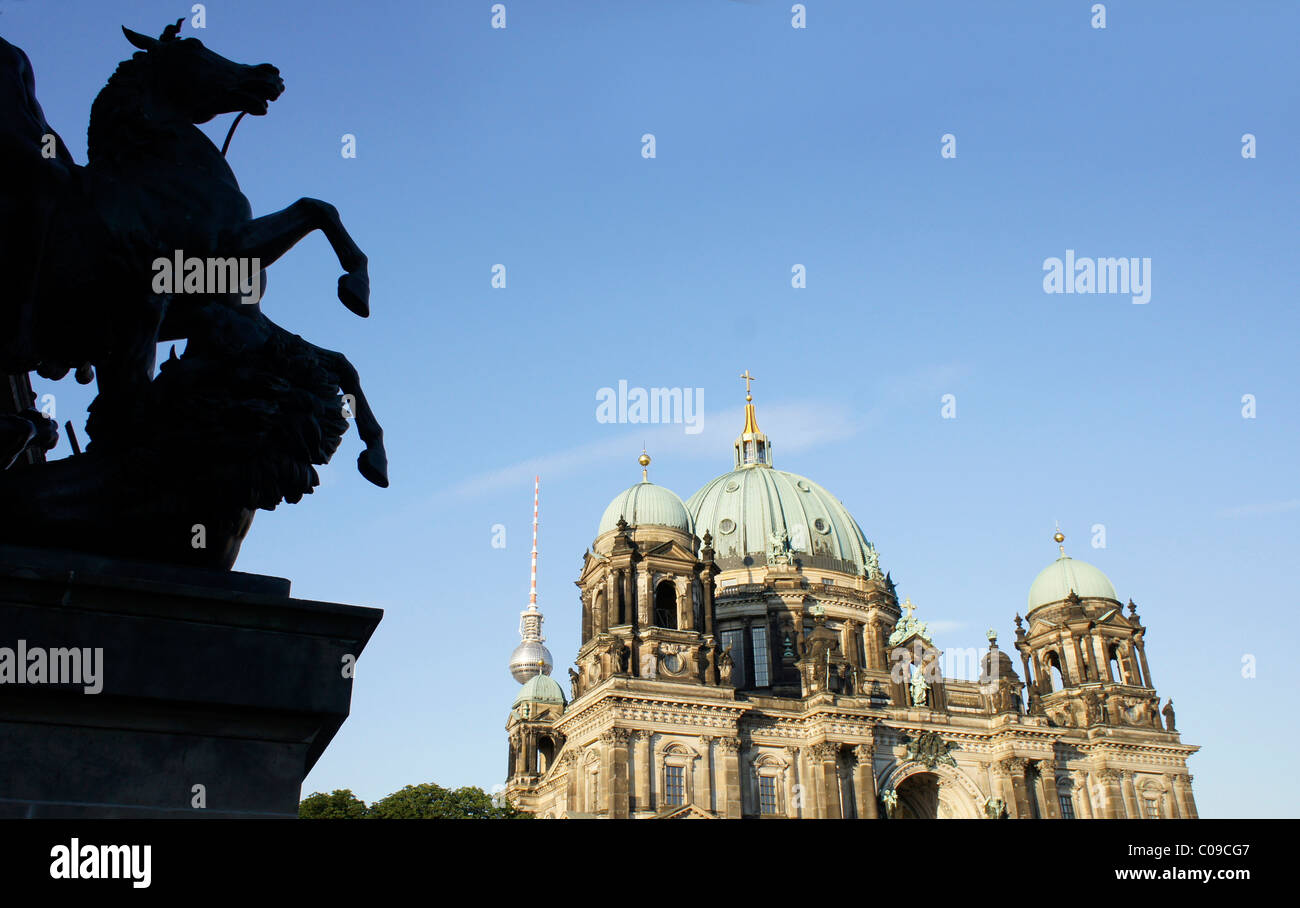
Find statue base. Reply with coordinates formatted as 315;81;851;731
0;544;381;817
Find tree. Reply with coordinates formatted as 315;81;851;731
299;788;370;819
367;783;530;819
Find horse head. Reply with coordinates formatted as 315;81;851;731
120;20;283;123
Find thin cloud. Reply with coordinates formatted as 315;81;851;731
440;363;967;499
1218;499;1300;518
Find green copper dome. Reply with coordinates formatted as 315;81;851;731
1027;555;1117;611
512;673;566;709
687;467;875;575
597;481;694;537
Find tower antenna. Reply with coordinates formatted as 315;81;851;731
528;474;540;613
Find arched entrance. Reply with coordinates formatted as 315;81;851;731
895;772;940;819
879;760;984;819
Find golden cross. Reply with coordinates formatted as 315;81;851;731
740;369;755;400
902;598;916;620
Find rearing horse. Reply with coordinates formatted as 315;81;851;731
0;20;387;486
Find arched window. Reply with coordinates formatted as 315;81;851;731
1108;644;1124;683
538;737;556;774
654;580;678;629
1047;651;1065;690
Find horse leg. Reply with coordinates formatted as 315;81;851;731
317;347;387;488
86;293;168;445
227;199;369;317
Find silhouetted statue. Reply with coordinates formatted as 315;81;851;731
0;22;387;568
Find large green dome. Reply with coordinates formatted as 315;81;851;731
687;467;874;575
597;481;694;537
1027;555;1117;611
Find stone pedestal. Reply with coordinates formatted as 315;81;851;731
0;544;381;818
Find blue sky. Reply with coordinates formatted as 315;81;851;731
7;0;1297;817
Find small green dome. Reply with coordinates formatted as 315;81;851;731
687;468;874;575
597;481;694;537
1028;555;1117;611
513;673;566;709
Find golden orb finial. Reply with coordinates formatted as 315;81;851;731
1053;523;1066;556
1054;531;1065;544
639;448;651;481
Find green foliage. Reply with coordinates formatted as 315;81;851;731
299;784;530;819
299;788;370;819
368;783;530;819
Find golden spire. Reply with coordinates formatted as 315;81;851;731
740;369;761;434
1054;522;1066;557
734;369;771;468
639;447;651;482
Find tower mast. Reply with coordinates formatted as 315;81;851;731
510;475;552;682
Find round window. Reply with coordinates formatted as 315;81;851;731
813;518;829;534
796;479;812;492
718;518;736;535
661;653;682;674
724;479;740;492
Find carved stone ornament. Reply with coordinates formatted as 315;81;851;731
600;728;633;745
902;730;957;769
811;741;840;761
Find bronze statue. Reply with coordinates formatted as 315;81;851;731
1162;699;1176;732
0;22;387;569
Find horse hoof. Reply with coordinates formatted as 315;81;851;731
357;447;388;488
338;272;369;318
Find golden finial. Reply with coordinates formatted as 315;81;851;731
902;598;916;620
740;369;755;402
1053;522;1066;556
639;447;651;481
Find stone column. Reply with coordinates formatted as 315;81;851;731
1038;760;1061;818
1135;636;1153;689
1096;634;1115;682
694;736;712;812
812;743;842;819
719;737;742;818
1121;770;1141;818
601;729;631;818
867;617;883;670
853;742;878;819
1070;635;1089;682
1001;758;1032;818
1174;773;1197;819
1071;771;1093;818
1097;768;1125;818
701;565;716;638
675;576;691;631
780;744;800;816
633;731;651;812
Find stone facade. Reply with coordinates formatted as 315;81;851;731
504;398;1198;819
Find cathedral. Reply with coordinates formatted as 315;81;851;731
505;379;1199;819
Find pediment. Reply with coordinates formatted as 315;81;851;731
655;803;715;819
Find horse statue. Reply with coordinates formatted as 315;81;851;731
0;21;389;569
